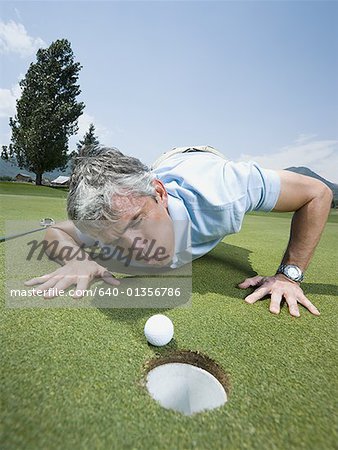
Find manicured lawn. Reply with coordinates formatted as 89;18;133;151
0;186;337;450
0;181;68;198
249;207;338;223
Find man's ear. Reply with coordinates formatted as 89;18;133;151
152;179;168;207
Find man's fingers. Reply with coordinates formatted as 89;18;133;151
44;276;77;298
245;286;270;304
33;277;61;294
297;294;320;316
239;274;320;318
101;271;120;286
71;277;91;299
269;291;282;315
284;293;300;317
238;276;264;289
24;270;59;286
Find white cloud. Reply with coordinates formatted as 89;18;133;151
294;133;318;145
0;82;22;117
77;112;112;142
68;112;115;150
0;20;45;58
14;8;23;22
0;88;16;118
237;134;338;183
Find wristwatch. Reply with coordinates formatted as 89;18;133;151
276;264;304;282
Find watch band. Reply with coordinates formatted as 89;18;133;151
276;264;304;282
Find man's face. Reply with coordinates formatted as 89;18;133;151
91;180;175;267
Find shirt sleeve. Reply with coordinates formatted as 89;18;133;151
238;161;281;212
221;160;281;234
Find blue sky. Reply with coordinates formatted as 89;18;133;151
0;1;337;181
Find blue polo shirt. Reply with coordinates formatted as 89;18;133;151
153;151;281;268
74;152;281;269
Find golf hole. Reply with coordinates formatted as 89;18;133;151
145;351;229;416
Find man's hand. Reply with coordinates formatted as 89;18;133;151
24;260;120;299
238;274;320;317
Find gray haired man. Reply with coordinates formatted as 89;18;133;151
25;145;333;316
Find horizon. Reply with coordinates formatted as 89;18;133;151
1;154;337;188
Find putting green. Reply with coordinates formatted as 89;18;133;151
0;185;337;449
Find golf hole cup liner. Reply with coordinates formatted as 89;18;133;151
144;350;230;416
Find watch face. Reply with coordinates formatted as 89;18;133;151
286;266;300;279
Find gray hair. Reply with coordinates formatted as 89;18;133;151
67;146;157;232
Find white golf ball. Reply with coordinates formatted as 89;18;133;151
144;314;174;347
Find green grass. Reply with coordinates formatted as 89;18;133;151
0;185;337;450
0;181;68;198
248;207;338;223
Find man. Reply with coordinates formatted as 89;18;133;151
25;145;333;316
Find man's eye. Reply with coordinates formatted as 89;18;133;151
131;218;142;228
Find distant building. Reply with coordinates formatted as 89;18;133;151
13;173;35;183
51;176;70;187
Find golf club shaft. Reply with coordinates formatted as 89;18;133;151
0;227;48;243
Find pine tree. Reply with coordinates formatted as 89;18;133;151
68;123;100;171
76;123;100;156
2;39;85;185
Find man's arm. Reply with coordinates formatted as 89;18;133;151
43;220;94;265
272;169;333;272
238;170;333;316
24;221;120;298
